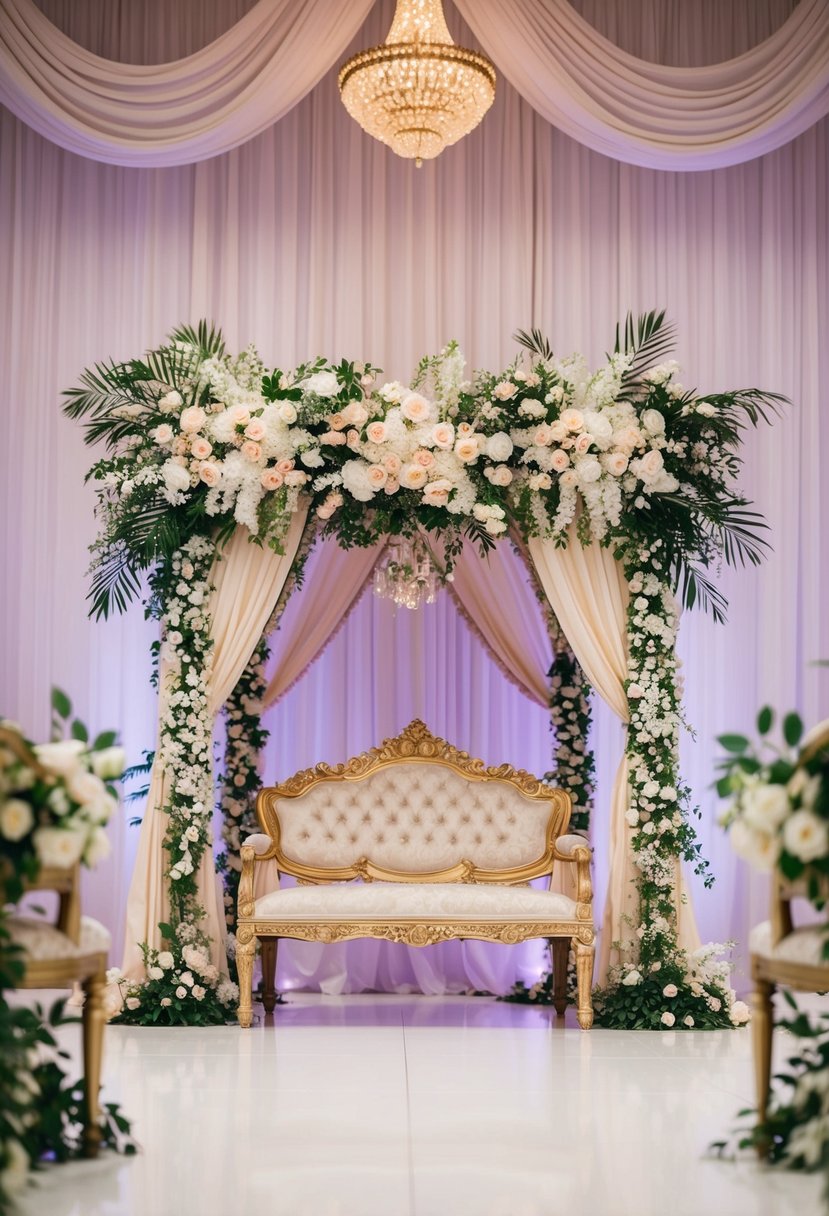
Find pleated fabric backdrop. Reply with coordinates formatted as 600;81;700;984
1;0;827;987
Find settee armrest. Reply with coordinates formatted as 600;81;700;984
238;835;276;920
242;833;274;856
552;834;593;918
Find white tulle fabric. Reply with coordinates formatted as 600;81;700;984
750;920;829;967
0;0;374;167
274;761;553;872
529;531;701;978
121;515;307;980
2;0;827;170
8;914;111;960
454;0;829;170
254;881;576;922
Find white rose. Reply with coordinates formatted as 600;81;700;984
641;409;666;435
175;986;188;999
192;985;206;1000
729;818;779;871
161;997;172;1007
576;455;602;485
162;460;191;495
662;983;678;998
782;809;829;863
695;401;716;417
0;798;34;841
84;826;111;868
661;1011;676;1028
431;422;455;449
32;739;85;776
157;951;175;970
126;996;141;1011
621;970;642;986
485;432;513;462
341;460;377;502
33;826;86;869
179;405;207;434
305;371;339;398
636;449;665;484
602;452;629;477
151;423;174;446
158;390;183;413
729;1000;750;1026
91;746;126;781
560;409;584;432
148;966;164;981
492;381;517;401
66;769;107;806
742;782;791;832
486;465;513;487
278;402;298;424
422;479;453;508
624;809;639;828
683;1015;695;1028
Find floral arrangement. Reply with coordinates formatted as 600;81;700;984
108;921;238;1028
0;698;132;1211
63;313;780;1027
0;690;124;903
718;709;829;899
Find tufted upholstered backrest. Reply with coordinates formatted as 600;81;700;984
256;722;570;883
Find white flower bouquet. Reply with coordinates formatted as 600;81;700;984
0;689;125;904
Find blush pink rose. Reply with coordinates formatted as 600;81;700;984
346;429;361;449
549;420;568;443
316;491;343;519
152;424;174;445
422;479;453;507
533;425;553;447
456;422;474;438
367;464;388;488
401;392;432;423
260;468;284;491
561;409;584;432
241;440;262;462
228;404;251;428
487;465;513;486
383;452;402;476
199;461;221;487
603;452;629;477
399;463;429;489
431;423;455;449
415;449;435;469
550;449;570;472
328;412;348;432
245;419;266;441
319;431;347;446
276;459;295;474
190;436;213;460
384;478;400;495
366;421;387;444
574;433;593;455
342;401;369;427
454;437;481;463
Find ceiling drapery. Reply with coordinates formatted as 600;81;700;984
0;0;375;166
1;0;828;169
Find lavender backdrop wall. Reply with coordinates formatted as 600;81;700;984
1;0;827;987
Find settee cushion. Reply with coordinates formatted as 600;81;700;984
750;919;829;968
8;915;111;961
254;881;577;923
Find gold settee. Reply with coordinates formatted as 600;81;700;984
236;721;595;1028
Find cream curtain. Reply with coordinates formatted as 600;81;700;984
528;532;701;979
448;541;552;707
122;514;307;978
455;0;829;170
0;0;374;166
262;536;384;708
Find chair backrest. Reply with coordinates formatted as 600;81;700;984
256;720;570;884
769;718;829;944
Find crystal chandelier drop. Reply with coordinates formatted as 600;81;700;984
373;537;439;611
338;0;496;167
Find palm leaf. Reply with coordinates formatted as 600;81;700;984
513;328;555;361
169;320;226;362
614;309;677;395
678;562;729;624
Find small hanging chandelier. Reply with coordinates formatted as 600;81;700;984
373;536;439;610
338;0;496;167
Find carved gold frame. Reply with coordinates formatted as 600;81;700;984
237;721;595;1030
253;719;572;887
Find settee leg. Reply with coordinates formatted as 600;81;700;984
261;938;279;1013
237;928;256;1029
550;938;569;1016
81;965;106;1158
575;939;594;1030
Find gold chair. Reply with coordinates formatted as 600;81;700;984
750;720;829;1148
1;729;110;1158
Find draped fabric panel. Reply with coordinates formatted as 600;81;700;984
448;541;552;707
121;516;306;978
2;0;827;987
262;536;384;708
2;0;828;169
0;0;374;166
455;0;829;170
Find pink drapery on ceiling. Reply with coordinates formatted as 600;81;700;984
1;0;828;169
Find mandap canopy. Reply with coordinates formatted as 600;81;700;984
64;313;781;1028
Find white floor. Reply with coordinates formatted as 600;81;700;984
17;994;822;1216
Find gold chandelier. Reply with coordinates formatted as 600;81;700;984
338;0;496;167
